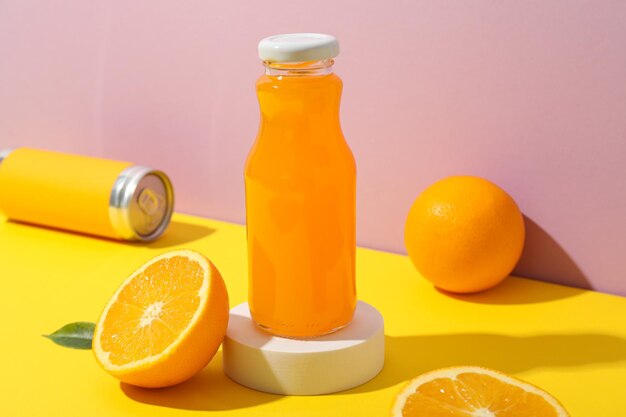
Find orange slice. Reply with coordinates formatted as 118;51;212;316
93;249;229;388
392;366;569;417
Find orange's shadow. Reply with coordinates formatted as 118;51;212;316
436;275;586;305
514;215;591;290
121;351;280;411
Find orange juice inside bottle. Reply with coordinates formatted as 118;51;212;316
245;34;356;338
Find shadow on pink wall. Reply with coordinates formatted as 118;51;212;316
515;216;590;290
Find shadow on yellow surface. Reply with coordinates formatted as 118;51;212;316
121;352;280;411
140;220;216;249
436;276;587;305
2;218;215;248
344;332;626;394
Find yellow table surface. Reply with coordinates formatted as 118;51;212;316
1;213;625;416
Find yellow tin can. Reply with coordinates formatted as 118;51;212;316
0;147;174;241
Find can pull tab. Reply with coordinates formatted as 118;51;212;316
109;166;173;241
137;188;161;216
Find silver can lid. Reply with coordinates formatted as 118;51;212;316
0;148;14;165
109;166;174;242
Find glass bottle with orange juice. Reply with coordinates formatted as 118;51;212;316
245;34;356;338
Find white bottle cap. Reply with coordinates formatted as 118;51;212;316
258;33;340;63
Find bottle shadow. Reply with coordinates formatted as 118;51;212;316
120;351;281;411
343;332;626;394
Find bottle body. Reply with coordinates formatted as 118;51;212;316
0;148;173;241
245;67;356;338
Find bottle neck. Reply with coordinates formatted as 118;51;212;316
263;59;335;76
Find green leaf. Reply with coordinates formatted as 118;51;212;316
43;322;95;350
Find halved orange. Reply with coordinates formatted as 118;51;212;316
93;249;229;388
392;366;569;417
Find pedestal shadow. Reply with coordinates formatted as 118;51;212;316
344;333;626;394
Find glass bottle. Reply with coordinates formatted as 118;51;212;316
245;34;356;338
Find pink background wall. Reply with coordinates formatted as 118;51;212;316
1;1;625;295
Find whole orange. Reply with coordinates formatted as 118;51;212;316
404;176;525;293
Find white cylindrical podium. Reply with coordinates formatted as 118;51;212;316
222;301;385;395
